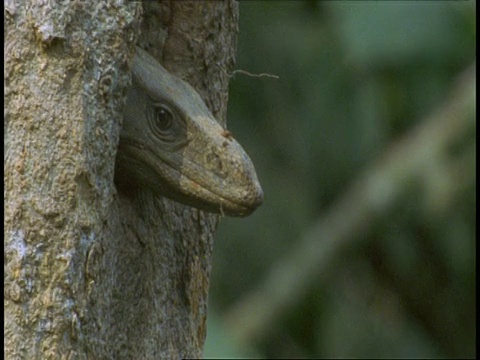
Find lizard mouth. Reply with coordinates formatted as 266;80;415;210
180;157;263;216
177;171;262;216
119;141;263;217
164;155;263;217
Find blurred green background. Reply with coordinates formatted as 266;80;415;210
205;1;475;358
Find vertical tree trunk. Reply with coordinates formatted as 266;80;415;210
4;1;238;358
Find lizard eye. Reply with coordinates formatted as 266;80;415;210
154;105;173;131
148;101;188;148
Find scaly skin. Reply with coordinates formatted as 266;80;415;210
115;48;263;217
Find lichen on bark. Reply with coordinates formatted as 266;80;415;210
5;1;238;358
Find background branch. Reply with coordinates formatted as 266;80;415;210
223;64;475;347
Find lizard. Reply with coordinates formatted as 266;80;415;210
115;47;263;217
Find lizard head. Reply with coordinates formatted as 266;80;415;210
115;48;263;217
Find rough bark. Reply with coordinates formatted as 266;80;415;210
4;1;238;358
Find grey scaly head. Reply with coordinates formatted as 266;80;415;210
115;47;263;217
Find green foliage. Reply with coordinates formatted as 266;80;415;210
206;1;475;358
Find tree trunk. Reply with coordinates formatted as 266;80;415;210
4;1;238;358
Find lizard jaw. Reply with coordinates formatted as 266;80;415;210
116;140;263;217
